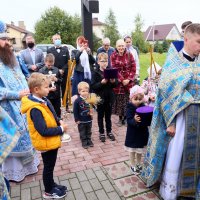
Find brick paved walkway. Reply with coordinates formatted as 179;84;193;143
10;111;161;200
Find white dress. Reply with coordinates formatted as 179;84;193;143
159;111;185;200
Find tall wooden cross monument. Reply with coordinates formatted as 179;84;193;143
81;0;99;52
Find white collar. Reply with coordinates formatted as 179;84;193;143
32;95;46;103
182;49;195;59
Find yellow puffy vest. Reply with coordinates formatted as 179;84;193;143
26;103;61;151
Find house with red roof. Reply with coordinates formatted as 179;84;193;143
144;23;181;43
6;21;33;50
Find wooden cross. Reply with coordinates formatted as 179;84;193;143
81;0;99;52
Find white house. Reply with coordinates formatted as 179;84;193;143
144;24;181;43
92;17;106;39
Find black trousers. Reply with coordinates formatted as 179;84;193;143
78;122;92;142
49;98;61;118
61;69;68;99
97;102;112;134
41;148;58;193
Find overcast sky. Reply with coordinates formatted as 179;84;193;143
1;0;199;35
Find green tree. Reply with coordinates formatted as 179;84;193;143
131;14;148;53
93;33;102;53
154;41;163;53
34;6;81;46
162;40;170;52
103;8;120;47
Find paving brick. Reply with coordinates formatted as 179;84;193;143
89;178;102;190
10;185;20;198
126;191;161;200
73;188;87;200
54;169;70;176
95;189;110;200
86;162;102;169
31;186;42;199
113;184;124;197
10;197;21;200
94;170;107;181
104;162;132;180
64;191;76;200
80;180;93;193
85;191;98;200
101;158;117;165
107;191;122;200
39;180;44;191
21;188;31;200
114;175;151;198
84;169;96;180
93;166;102;171
76;171;88;182
101;180;115;193
21;181;40;189
60;179;71;191
69;178;81;190
59;172;76;180
69;165;86;173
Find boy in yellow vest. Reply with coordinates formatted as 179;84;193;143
21;72;68;199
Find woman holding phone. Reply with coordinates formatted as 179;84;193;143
71;36;96;96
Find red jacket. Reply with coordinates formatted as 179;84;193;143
110;50;136;94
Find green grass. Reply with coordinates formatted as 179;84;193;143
139;53;167;82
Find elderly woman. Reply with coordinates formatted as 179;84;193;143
110;39;136;126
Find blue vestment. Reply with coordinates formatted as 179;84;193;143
0;106;19;200
141;43;200;190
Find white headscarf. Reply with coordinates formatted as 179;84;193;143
80;50;91;80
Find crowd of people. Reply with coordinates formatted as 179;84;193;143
0;19;200;200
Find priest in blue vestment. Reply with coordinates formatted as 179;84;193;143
0;21;39;182
141;23;200;199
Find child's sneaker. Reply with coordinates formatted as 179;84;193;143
43;187;67;199
87;139;94;147
99;133;106;142
54;182;68;191
130;166;140;175
136;164;143;172
82;140;88;149
107;132;115;141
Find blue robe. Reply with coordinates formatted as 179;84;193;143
141;43;200;188
0;106;20;200
0;61;33;156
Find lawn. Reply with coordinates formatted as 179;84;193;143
139;53;167;82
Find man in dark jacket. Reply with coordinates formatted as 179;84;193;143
47;34;70;99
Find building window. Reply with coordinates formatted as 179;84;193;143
13;38;16;44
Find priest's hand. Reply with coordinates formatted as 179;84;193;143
166;124;176;137
19;89;30;99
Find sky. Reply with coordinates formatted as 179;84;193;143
1;0;199;36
